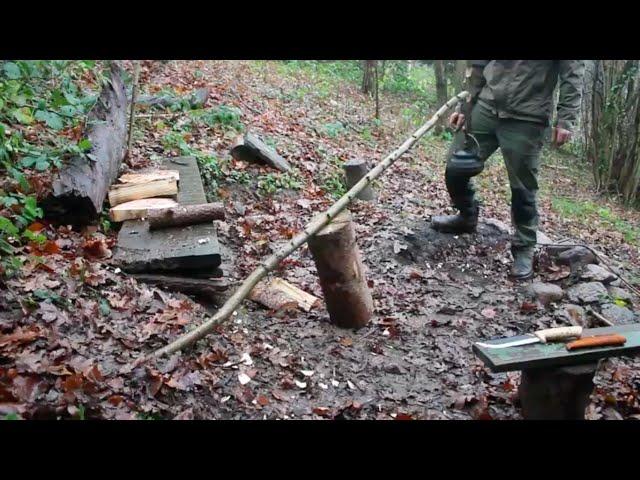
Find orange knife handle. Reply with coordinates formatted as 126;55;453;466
566;334;627;351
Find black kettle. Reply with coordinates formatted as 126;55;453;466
446;132;484;177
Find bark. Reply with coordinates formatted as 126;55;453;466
361;60;376;95
343;159;374;200
231;132;291;172
308;210;373;329
147;203;225;230
43;61;128;224
434;60;448;133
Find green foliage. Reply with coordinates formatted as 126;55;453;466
195;105;243;131
0;61;102;278
257;171;304;196
322;122;346;138
321;171;346;199
3;413;21;420
552;197;640;244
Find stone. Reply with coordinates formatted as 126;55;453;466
581;264;618;284
530;282;564;307
483;218;510;235
536;231;553;245
600;303;636;325
544;239;574;256
567;282;608;304
557;247;598;267
562;304;587;327
607;286;633;303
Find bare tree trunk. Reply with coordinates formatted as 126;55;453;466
361;60;375;95
434;60;448;134
375;61;380;120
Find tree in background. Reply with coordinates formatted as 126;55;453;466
583;60;640;205
361;61;376;95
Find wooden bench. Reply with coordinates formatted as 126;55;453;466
113;156;221;274
473;323;640;419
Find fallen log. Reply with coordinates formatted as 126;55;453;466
308;209;373;328
135;87;210;110
133;273;228;303
108;178;178;207
231;132;291;172
147;203;226;230
139;92;468;363
43;61;129;224
109;198;178;222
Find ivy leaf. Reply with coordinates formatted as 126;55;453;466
0;216;19;236
0;238;15;255
12;107;33;125
59;105;76;117
78;138;92;151
3;62;21;79
99;299;111;316
35;110;64;131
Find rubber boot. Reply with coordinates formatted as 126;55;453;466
431;205;479;234
510;246;534;281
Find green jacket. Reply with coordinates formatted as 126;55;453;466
466;60;585;130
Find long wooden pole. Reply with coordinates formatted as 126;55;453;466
140;92;469;363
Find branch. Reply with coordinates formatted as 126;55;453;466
135;91;469;365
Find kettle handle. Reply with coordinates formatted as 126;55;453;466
464;132;481;157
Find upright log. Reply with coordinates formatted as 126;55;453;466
43;61;129;224
307;210;373;329
344;159;374;201
518;362;598;419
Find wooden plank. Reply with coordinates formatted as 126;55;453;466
473;323;640;372
113;157;221;273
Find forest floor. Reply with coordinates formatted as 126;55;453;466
2;60;640;420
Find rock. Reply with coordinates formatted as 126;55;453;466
530;282;564;307
581;264;618;284
483;218;510;235
561;304;587;327
607;286;633;303
567;282;608;304
600;303;636;325
609;278;622;287
557;247;598;267
544;239;574;256
536;231;553;245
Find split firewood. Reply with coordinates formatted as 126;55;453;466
109;198;179;222
117;170;180;186
249;278;319;312
108;178;178;207
147;203;225;230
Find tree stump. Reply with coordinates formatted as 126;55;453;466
343;159;374;201
518;362;599;420
308;210;373;329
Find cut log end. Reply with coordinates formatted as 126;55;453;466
230;132;291;172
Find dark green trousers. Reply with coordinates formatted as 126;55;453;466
445;102;546;249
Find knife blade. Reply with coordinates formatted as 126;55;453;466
475;326;583;349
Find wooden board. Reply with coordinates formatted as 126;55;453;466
473;323;640;372
113;157;221;273
109;198;179;222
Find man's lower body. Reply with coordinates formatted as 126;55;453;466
431;103;545;281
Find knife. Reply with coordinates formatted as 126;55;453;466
475;326;583;349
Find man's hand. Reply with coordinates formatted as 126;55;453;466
449;112;465;130
552;127;572;147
